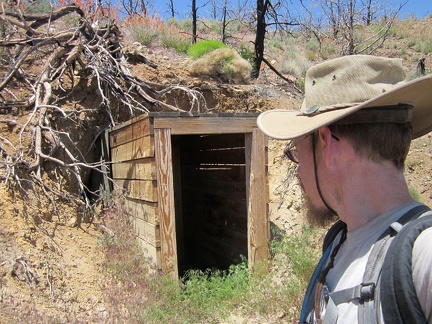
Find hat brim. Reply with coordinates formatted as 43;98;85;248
257;75;432;140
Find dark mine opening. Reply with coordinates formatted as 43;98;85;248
172;134;249;276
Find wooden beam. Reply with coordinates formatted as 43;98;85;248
132;217;160;247
114;179;157;202
154;117;256;135
137;237;161;267
246;127;269;273
123;198;159;225
111;135;154;162
155;128;179;279
110;114;152;148
111;158;157;180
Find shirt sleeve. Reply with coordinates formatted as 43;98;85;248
412;227;432;323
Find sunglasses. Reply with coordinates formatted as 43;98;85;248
284;133;340;164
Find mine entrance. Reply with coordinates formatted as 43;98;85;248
172;134;249;276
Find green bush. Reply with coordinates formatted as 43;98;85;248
24;0;51;14
188;47;252;84
166;18;193;33
161;30;191;53
130;25;159;47
187;40;227;60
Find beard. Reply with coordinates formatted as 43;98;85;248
298;178;337;227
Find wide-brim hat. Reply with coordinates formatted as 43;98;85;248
257;55;432;140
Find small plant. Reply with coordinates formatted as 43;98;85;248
124;14;165;47
160;29;191;53
238;43;255;62
24;0;51;14
99;201;324;322
187;40;227;60
409;186;422;202
188;47;252;83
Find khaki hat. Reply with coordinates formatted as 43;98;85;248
257;55;432;140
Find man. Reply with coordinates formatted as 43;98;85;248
257;55;432;323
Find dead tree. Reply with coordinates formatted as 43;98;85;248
0;3;206;217
417;58;426;76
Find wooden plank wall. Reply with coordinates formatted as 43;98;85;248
178;134;249;271
109;115;162;267
109;114;269;278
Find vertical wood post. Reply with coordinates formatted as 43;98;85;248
245;127;269;273
154;128;179;279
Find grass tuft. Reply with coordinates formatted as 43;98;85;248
187;40;228;60
100;204;323;322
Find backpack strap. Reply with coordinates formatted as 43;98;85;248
380;210;432;324
299;221;347;323
320;204;430;324
322;220;346;253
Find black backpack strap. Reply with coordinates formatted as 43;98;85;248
317;205;430;324
380;210;432;324
359;204;431;324
322;220;346;252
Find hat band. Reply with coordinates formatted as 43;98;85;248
334;104;413;125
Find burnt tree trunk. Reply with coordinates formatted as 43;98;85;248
192;0;197;43
252;0;268;79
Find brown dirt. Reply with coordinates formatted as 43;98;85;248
1;19;432;322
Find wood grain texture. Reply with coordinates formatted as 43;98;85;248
246;128;269;272
155;128;179;279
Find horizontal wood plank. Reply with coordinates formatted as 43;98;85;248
181;133;245;150
111;135;154;162
111;158;157;180
182;165;246;182
137;237;161;268
183;177;246;195
182;187;247;215
123;198;159;224
181;147;246;165
154;117;257;135
133;217;160;247
110;115;153;147
114;179;157;202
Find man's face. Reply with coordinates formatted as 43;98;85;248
294;134;336;226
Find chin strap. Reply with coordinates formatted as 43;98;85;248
312;134;338;216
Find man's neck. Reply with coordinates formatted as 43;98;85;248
336;160;414;231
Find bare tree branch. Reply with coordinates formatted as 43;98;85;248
0;3;208;218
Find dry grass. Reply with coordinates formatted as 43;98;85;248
188;47;253;84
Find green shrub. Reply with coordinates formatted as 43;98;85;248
188;47;252;83
24;0;51;14
166;18;193;33
238;43;255;64
130;25;159;47
198;18;221;33
161;30;191;53
187;40;227;60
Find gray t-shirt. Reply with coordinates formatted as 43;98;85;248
317;202;432;323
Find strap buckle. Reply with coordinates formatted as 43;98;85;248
360;282;375;301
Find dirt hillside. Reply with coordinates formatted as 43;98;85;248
1;17;432;322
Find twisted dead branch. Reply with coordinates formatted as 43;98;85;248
0;3;207;218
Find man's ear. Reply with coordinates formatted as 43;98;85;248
318;127;336;166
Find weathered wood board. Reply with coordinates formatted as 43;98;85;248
109;113;269;278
